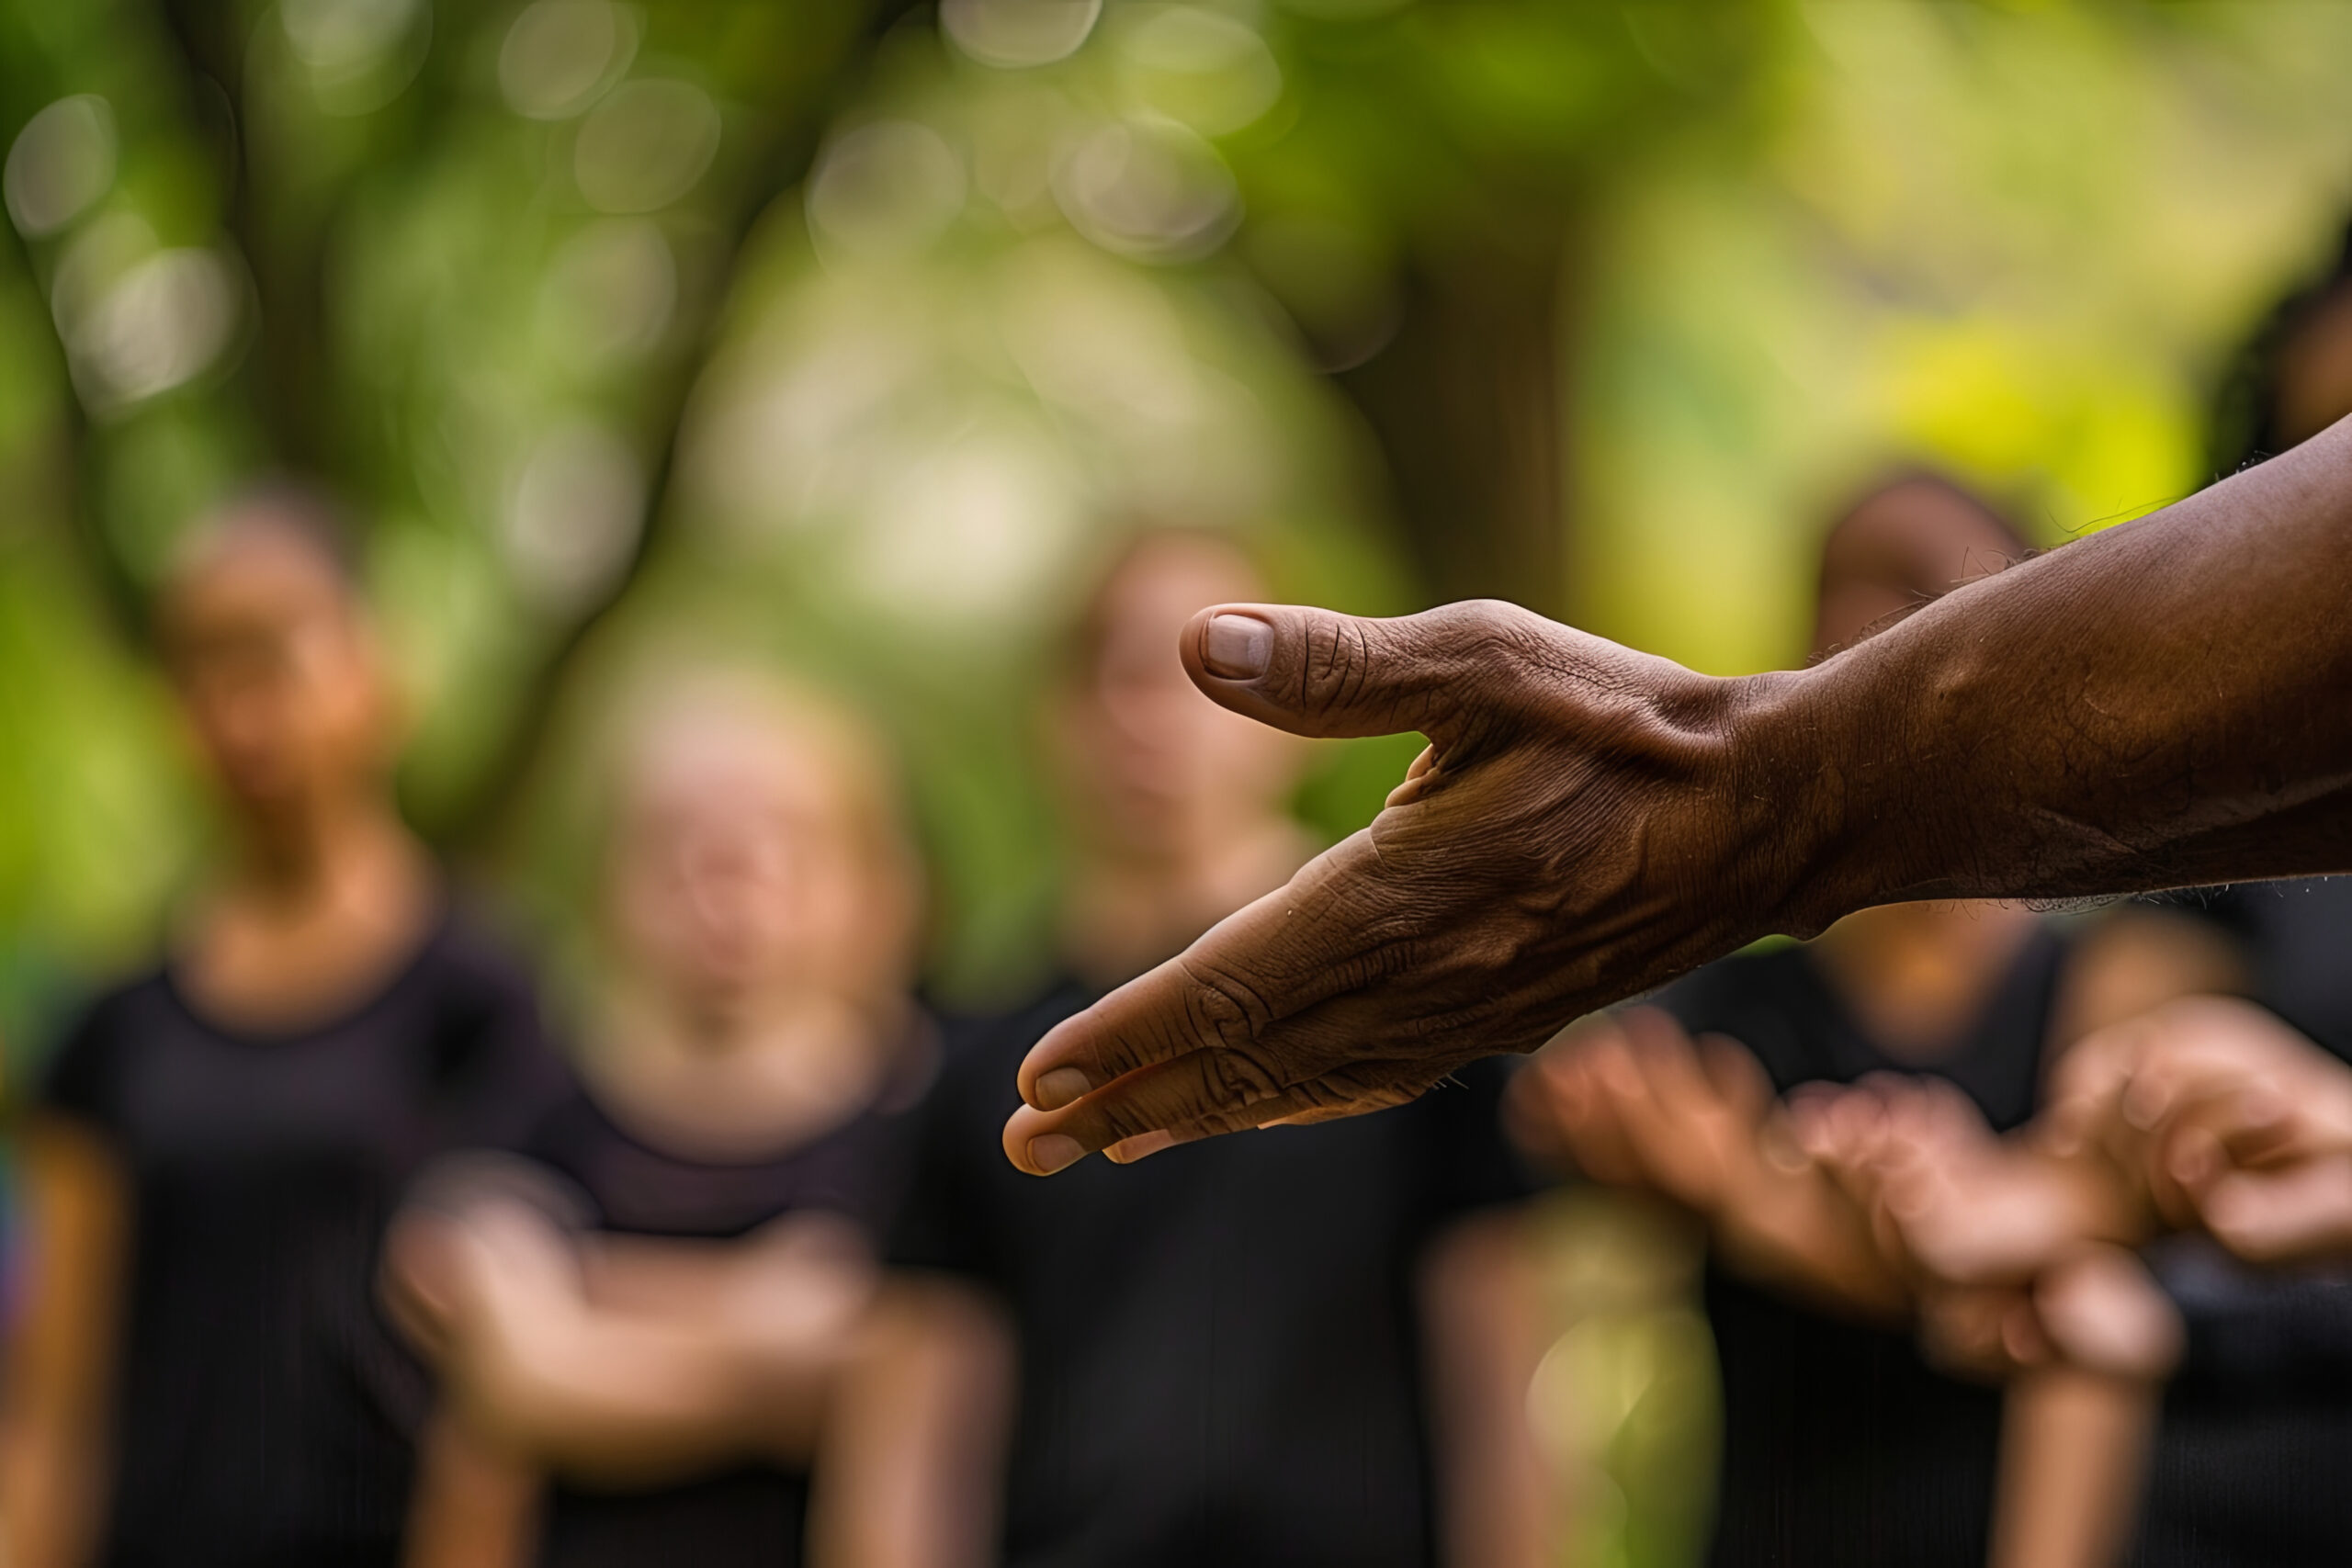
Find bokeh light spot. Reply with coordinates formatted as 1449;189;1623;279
5;96;117;240
500;0;637;120
281;0;421;73
506;423;646;612
1116;8;1282;137
279;0;432;110
941;0;1103;70
70;249;241;413
808;120;968;265
539;219;677;370
1053;117;1238;262
574;79;722;214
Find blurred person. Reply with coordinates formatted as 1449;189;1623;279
1798;989;2352;1564
1808;225;2352;1292
0;488;565;1568
1510;476;2239;1568
386;672;928;1567
2086;234;2352;1567
816;532;1552;1568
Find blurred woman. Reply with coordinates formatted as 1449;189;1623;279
0;489;565;1568
819;531;1551;1568
1511;476;2242;1568
389;671;926;1568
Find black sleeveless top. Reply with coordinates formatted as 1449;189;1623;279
37;909;566;1568
520;1072;916;1568
1657;927;2066;1568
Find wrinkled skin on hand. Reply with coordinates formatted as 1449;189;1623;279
1002;601;1801;1175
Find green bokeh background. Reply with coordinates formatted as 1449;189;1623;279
6;3;2352;1559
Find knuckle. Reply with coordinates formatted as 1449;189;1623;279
1180;958;1276;1044
1189;1100;1276;1139
1203;1046;1283;1108
1087;1096;1169;1146
1428;600;1548;670
1297;614;1377;716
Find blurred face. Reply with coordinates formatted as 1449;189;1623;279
1810;481;2020;661
1053;536;1305;860
608;715;895;1013
158;522;389;822
2277;285;2352;447
1812;581;1917;663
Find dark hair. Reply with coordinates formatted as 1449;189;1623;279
1811;470;2031;660
168;478;366;597
1061;525;1269;682
2208;219;2352;478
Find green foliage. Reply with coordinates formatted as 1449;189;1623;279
6;5;2352;1562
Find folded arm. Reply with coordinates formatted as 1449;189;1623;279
387;1198;874;1486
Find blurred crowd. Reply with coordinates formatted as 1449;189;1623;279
2;227;2350;1568
7;14;2352;1557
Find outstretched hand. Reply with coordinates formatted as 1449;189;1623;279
1002;600;1804;1175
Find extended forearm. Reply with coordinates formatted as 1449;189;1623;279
1992;1366;2163;1568
3;1123;130;1568
456;1305;839;1483
1770;416;2352;926
1713;1173;1910;1323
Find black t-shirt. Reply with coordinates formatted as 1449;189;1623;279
2130;878;2352;1567
1657;929;2065;1568
521;1066;920;1568
37;908;567;1568
889;980;1533;1568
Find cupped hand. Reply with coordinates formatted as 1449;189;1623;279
1518;1009;1907;1316
1510;1007;1777;1214
2050;996;2352;1264
1002;600;1804;1175
1911;1246;2182;1384
1796;1074;2145;1290
1792;1077;2181;1381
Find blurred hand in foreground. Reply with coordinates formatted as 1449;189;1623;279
2046;996;2352;1266
1794;1075;2181;1382
1510;1007;1905;1318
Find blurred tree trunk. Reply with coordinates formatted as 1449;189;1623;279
1337;228;1577;620
439;3;921;859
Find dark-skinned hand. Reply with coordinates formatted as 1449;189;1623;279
1001;419;2352;1175
1002;601;1800;1174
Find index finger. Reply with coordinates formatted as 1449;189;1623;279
1013;833;1394;1112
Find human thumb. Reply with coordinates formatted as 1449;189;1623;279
1180;599;1536;745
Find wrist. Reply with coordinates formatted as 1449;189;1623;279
1713;666;1891;942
